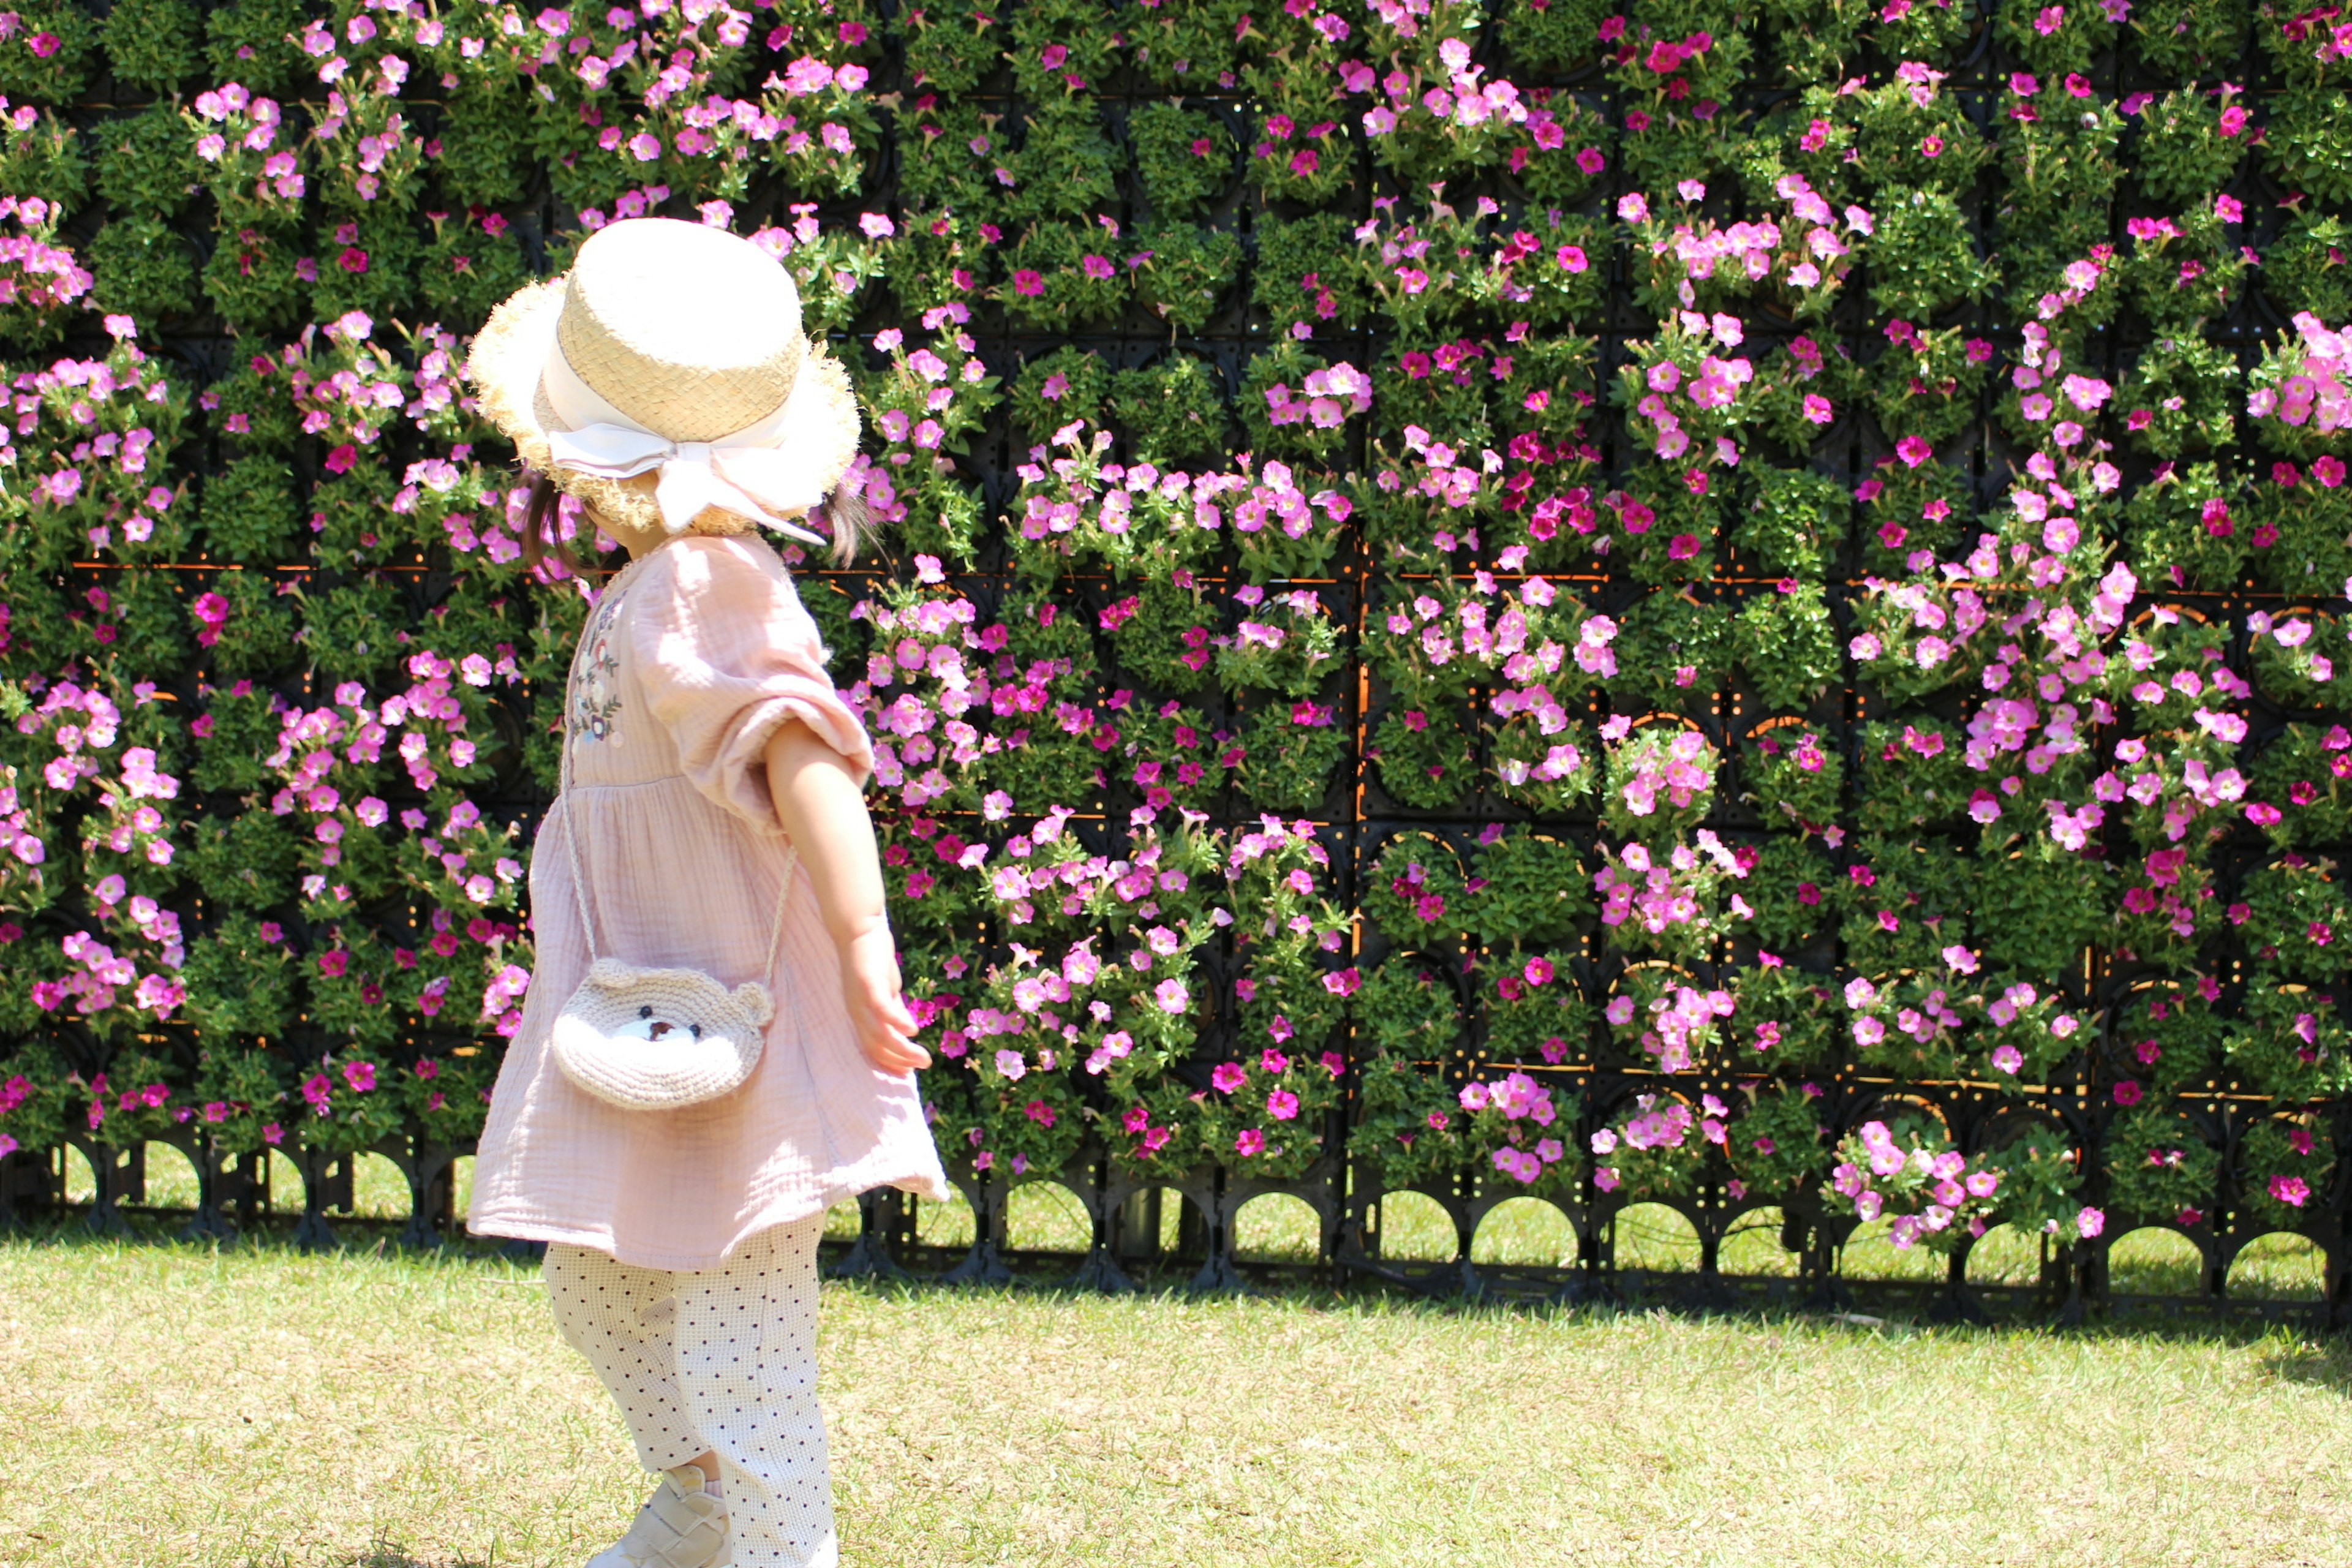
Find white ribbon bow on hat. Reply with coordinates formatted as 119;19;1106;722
540;342;833;547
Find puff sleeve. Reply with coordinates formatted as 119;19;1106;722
632;534;876;835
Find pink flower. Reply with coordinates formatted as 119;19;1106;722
1235;1128;1267;1156
1212;1061;1247;1093
1894;435;1933;467
1012;270;1044;296
2270;1174;2311;1208
343;1061;376;1093
1267;1089;1300;1121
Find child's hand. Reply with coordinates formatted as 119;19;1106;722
839;926;931;1076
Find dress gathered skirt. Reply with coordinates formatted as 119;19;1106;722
467;532;949;1272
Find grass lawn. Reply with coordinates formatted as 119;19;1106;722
7;1167;2352;1568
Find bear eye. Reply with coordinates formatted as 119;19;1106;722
638;1005;654;1019
690;1023;704;1039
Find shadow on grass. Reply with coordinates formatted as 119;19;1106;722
2258;1336;2352;1396
12;1204;2348;1362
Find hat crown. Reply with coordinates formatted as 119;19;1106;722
554;218;805;444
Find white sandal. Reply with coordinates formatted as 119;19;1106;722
587;1465;731;1568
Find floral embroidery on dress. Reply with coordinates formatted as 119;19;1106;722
570;587;627;744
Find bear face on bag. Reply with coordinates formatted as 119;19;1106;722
616;1002;718;1043
551;958;779;1112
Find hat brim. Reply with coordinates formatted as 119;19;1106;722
465;275;862;541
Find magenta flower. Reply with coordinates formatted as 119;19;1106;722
1266;1090;1300;1121
1235;1128;1267;1156
1211;1061;1248;1093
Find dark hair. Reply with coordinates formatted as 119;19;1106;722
517;472;612;582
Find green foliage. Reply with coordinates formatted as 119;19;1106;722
1110;355;1231;468
1009;344;1111;447
1131;221;1242;334
2264;85;2352;205
2238;1114;2335;1228
203;0;307;93
1736;467;1848;579
0;0;99;103
1735;583;1841;713
1869;187;1997;320
88;217;200;325
1;102;85;211
2266;209;2352;322
102;0;200;92
2132;0;2248;74
1128;102;1235;219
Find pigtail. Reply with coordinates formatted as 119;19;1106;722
518;472;614;582
820;473;869;568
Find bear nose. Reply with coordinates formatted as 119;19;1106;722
646;1020;674;1040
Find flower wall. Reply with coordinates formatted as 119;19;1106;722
1;0;2350;1294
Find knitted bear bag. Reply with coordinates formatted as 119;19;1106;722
548;619;796;1112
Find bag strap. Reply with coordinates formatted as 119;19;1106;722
558;576;796;984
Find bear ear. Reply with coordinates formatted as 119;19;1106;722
584;958;640;992
733;981;777;1030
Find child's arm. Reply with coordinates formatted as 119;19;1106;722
763;716;932;1076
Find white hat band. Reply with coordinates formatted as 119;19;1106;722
541;342;834;547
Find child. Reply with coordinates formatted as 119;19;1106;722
463;216;949;1568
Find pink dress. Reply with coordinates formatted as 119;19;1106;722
467;532;949;1270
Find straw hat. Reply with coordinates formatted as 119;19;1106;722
466;217;861;548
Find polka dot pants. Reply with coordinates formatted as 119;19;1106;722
545;1217;837;1568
